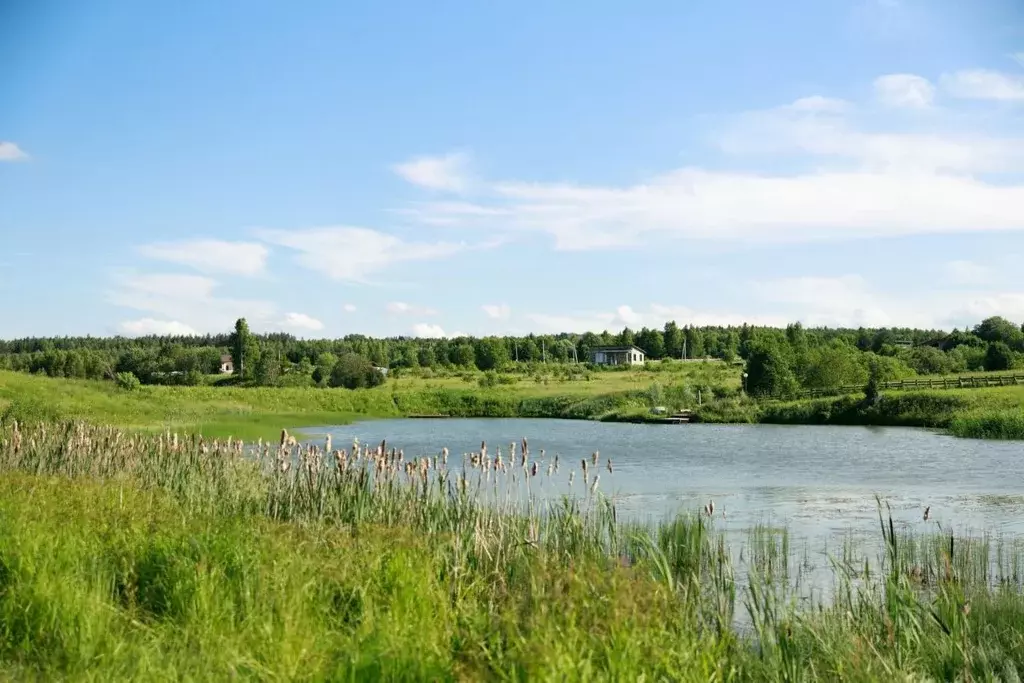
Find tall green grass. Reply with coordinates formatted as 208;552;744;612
3;419;1024;678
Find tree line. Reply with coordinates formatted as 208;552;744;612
1;316;1022;394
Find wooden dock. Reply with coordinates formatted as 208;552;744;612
653;410;693;424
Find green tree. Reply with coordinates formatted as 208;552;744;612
618;327;636;348
230;318;260;379
417;345;436;368
801;343;868;390
975;317;1024;349
984;342;1016;371
744;340;799;398
663;322;683;359
900;346;954;376
329;353;385;389
475;337;509;371
451;343;476;368
684;326;705;359
254;352;282;386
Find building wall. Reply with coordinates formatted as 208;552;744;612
591;350;645;366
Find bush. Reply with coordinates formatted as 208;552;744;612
984;342;1016;372
329;354;385;390
115;372;141;391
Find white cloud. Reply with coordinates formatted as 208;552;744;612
481;303;511;320
107;272;275;334
941;70;1024;101
873;73;934;108
279;312;324;332
945;260;992;286
526;304;788;334
1012;53;1024;69
403;84;1024;250
387;301;437;316
392;152;471;192
0;142;28;161
118;318;198;336
753;275;906;327
410;323;460;338
342;303;357;313
257;226;484;283
753;274;1024;329
138;239;268;276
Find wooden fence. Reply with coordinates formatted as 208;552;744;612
794;374;1024;399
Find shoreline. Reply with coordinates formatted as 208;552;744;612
2;370;1022;441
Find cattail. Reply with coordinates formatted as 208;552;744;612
592;450;599;466
547;463;554;477
442;447;449;465
606;459;613;474
569;471;575;486
590;475;600;495
530;462;538;477
480;441;487;461
280;428;289;448
325;434;332;453
923;506;931;522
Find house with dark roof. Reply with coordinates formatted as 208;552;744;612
590;345;645;366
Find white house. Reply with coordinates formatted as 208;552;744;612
219;354;234;374
590;345;646;366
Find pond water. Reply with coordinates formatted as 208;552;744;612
309;419;1024;549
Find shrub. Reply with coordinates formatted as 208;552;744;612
115;372;141;391
329;353;385;390
984;342;1016;372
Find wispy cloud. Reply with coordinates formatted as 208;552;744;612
342;303;357;313
410;322;465;338
941;70;1024;101
138;239;269;276
400;74;1024;250
107;272;275;334
386;301;438;316
526;304;788;334
392;152;472;192
945;260;992;286
119;318;198;336
258;226;491;283
873;73;934;108
0;142;28;161
481;303;511;320
279;312;324;332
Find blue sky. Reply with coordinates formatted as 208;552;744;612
2;0;1024;339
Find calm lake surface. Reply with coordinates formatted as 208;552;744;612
309;419;1024;557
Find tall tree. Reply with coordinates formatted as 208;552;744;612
663;321;683;359
231;318;251;377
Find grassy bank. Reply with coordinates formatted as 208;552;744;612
2;369;1023;440
2;419;1024;679
694;386;1024;439
0;370;662;438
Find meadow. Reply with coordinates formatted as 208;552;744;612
3;363;1024;440
2;418;1024;680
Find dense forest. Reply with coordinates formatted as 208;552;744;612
1;316;1023;397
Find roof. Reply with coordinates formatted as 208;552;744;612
591;345;645;354
220;354;233;363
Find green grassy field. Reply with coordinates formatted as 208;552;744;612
2;365;1023;440
2;420;1024;680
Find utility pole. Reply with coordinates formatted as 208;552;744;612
541;340;546;363
682;338;687;361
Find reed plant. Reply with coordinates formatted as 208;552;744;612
3;418;1024;679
